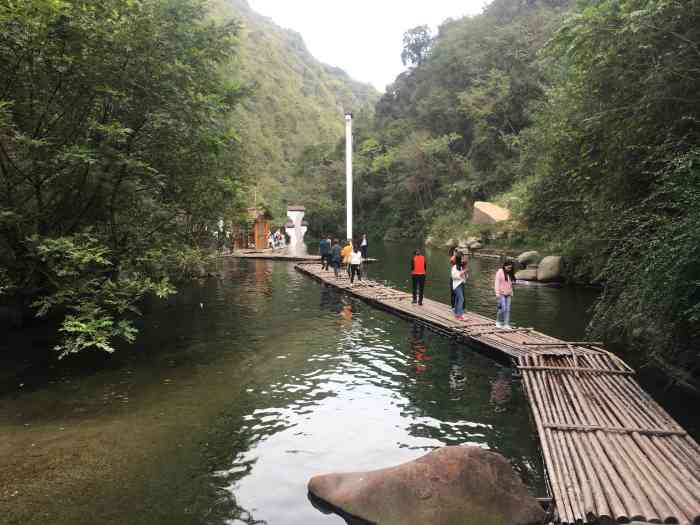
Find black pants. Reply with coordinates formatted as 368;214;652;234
412;275;425;304
360;245;368;259
321;254;330;270
350;264;362;283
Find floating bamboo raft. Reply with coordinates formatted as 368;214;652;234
294;262;700;525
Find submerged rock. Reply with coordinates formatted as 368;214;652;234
308;446;545;525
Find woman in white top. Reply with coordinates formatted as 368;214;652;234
360;234;368;259
451;253;468;320
350;244;363;284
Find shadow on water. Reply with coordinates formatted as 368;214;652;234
307;492;374;525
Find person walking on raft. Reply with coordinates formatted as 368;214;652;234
411;249;427;305
494;260;515;329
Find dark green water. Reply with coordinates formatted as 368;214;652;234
0;243;694;524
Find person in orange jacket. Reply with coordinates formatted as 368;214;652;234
411;249;427;305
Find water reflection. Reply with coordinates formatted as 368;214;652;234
1;256;546;525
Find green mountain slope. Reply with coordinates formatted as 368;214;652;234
210;0;379;218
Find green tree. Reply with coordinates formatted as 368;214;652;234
0;0;248;356
401;25;433;67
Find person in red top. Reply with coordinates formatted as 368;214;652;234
411;249;427;305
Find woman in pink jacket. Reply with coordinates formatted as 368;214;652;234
494;260;515;329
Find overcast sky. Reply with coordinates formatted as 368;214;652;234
248;0;486;92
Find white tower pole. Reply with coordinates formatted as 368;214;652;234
345;112;353;241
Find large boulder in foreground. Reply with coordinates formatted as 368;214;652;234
308;446;545;525
536;256;564;282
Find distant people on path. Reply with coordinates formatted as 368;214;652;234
360;234;368;259
319;235;331;270
341;240;353;277
350;243;363;284
331;239;342;278
451;253;468;320
411;249;427;305
494;260;515;329
268;231;275;249
273;229;284;249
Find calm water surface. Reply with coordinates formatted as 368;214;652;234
0;243;692;524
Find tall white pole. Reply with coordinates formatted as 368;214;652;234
345;112;353;241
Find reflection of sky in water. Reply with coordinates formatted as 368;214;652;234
212;292;542;525
0;254;555;525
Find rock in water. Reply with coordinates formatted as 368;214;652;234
517;250;541;266
515;268;538;281
536;256;563;282
308;446;545;525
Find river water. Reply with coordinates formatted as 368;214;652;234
0;243;695;525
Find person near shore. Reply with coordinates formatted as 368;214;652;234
330;239;342;278
341;240;353;278
350;244;363;284
494;260;515;329
411;249;427;305
268;231;275;249
319;235;330;270
451;253;468;320
360;234;368;259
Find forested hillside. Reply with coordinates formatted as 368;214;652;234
210;0;379;217
295;0;700;386
291;0;570;239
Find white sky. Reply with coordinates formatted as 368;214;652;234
248;0;486;92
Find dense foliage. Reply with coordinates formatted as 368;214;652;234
521;0;700;384
290;0;569;239
292;0;699;384
0;0;248;356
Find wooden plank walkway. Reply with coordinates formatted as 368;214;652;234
230;249;377;263
294;261;700;525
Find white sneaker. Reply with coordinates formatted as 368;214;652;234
504;324;513;330
495;322;503;328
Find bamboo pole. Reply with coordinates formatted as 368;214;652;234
553;362;633;522
571;372;659;522
576;371;693;523
540;359;595;521
520;359;573;522
538;367;586;522
529;367;577;523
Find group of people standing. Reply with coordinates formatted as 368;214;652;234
416;247;515;328
320;235;516;327
319;234;368;284
267;229;285;249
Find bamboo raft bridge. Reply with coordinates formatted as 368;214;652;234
294;261;700;525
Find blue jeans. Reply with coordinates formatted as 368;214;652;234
453;285;465;316
497;295;512;326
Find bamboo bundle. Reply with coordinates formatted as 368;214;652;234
520;353;700;525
